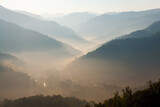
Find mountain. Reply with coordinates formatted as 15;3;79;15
0;52;24;67
15;10;44;20
65;21;160;87
0;64;36;100
92;79;160;107
0;52;19;62
0;5;90;51
119;21;160;39
75;8;160;43
0;19;82;76
0;19;80;55
41;13;65;19
0;95;87;107
85;32;160;62
54;12;97;30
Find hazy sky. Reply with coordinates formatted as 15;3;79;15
1;0;160;14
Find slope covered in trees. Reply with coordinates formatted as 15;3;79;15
84;21;160;63
65;21;160;88
85;31;160;63
0;64;36;100
0;18;82;77
1;78;160;107
91;79;160;107
0;95;87;107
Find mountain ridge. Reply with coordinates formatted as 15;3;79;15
76;8;160;43
64;21;160;87
0;5;90;51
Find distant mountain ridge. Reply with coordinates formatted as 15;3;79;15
0;5;90;51
84;21;160;61
15;10;44;20
75;8;160;43
0;52;18;61
119;21;160;39
0;18;84;76
54;12;97;29
0;18;81;55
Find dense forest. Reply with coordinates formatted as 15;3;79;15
0;95;87;107
0;79;160;107
88;79;160;107
85;22;160;63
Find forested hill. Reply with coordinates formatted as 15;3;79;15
91;79;160;107
0;95;87;107
84;21;160;64
1;78;160;107
85;32;160;63
64;21;160;88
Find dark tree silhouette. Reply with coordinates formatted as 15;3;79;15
0;95;87;107
90;79;160;107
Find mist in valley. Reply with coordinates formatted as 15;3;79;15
0;1;160;106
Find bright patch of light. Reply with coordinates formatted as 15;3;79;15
43;82;46;87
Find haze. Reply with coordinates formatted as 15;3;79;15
0;0;160;14
0;0;160;106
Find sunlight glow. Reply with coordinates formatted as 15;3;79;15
0;0;160;14
43;82;46;87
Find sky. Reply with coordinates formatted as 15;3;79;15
0;0;160;14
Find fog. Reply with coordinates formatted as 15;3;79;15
0;5;160;104
1;52;159;101
0;52;123;101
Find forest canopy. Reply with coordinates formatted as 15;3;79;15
91;79;160;107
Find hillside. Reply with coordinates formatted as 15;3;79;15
0;64;36;100
65;21;160;87
0;95;87;107
90;79;160;107
0;19;81;55
0;5;90;51
54;12;97;30
0;52;24;68
15;10;44;20
119;21;160;39
0;52;19;62
0;19;82;77
76;8;160;42
85;21;160;61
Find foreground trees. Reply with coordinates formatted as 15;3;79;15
1;79;160;107
92;79;160;107
0;95;86;107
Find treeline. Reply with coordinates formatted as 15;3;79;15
1;79;160;107
0;95;87;107
88;79;160;107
